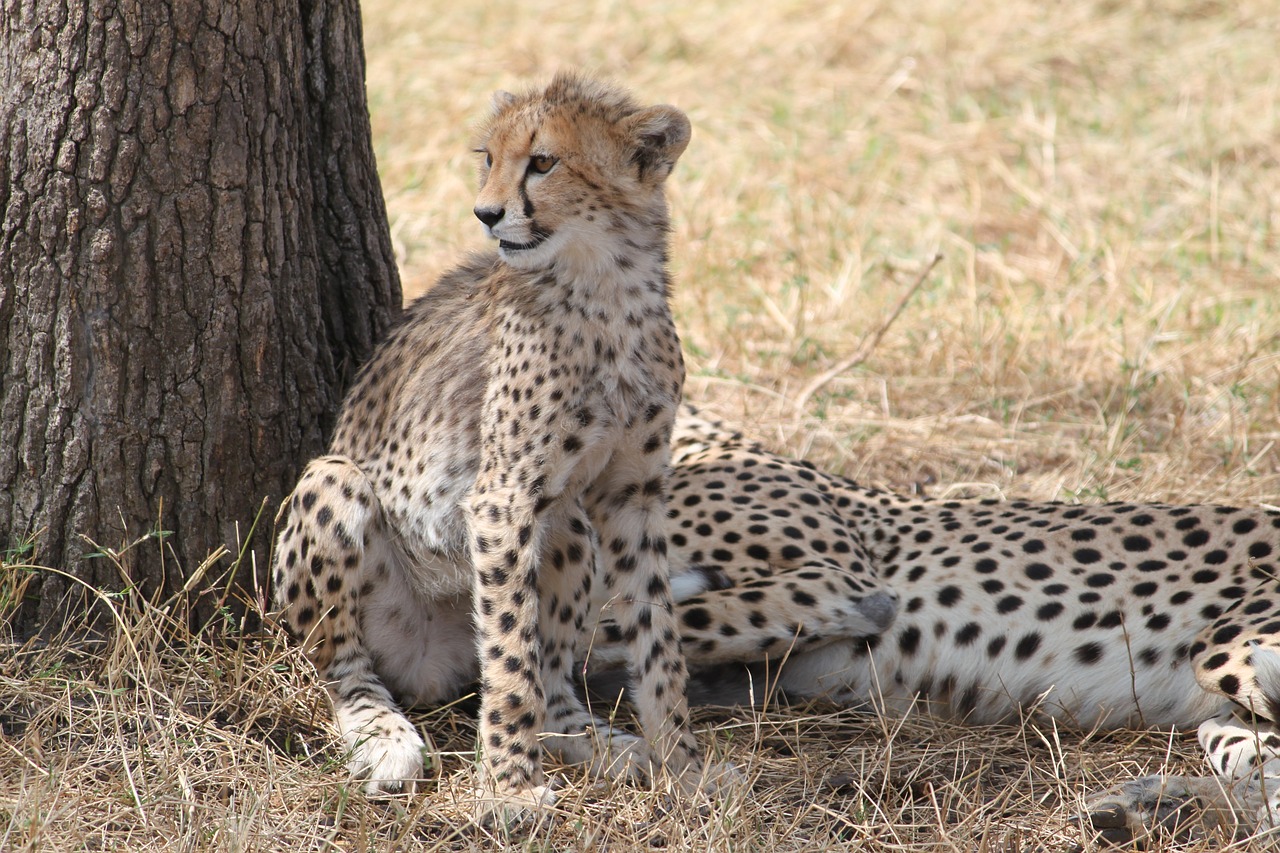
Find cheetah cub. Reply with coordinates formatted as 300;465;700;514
274;73;712;812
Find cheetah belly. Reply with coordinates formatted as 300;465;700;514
362;572;478;707
780;623;1227;729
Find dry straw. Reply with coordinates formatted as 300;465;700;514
5;0;1278;849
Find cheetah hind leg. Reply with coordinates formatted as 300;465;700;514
1080;713;1280;845
274;457;427;795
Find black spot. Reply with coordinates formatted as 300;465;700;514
1212;624;1243;645
1036;602;1064;621
938;586;963;607
1024;563;1053;581
1233;518;1259;535
956;623;981;645
1183;529;1210;548
997;595;1023;614
1014;633;1041;660
682;607;712;630
780;545;805;561
898;626;921;656
1074;642;1103;664
1073;548;1102;564
791;589;817;607
1219;674;1242;696
1122;535;1152;552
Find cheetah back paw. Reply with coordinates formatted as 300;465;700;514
1080;775;1240;846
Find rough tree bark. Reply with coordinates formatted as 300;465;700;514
0;0;401;635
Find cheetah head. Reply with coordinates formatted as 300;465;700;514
472;71;691;272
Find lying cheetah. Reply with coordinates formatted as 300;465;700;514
616;406;1280;844
273;73;714;811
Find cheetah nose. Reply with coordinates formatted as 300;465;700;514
474;206;505;228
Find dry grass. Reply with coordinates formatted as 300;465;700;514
5;0;1280;849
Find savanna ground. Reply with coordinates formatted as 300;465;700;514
4;0;1280;849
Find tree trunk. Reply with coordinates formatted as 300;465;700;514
0;0;401;635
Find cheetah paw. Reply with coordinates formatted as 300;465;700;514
1079;775;1235;846
341;715;427;796
677;759;744;798
543;724;653;783
472;783;558;827
587;728;652;783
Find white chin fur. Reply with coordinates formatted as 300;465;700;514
496;231;564;269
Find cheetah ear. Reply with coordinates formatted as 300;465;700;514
625;105;691;182
490;90;518;115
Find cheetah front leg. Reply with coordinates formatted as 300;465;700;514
587;457;715;793
466;484;557;815
536;499;650;780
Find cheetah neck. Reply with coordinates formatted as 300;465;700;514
551;209;674;315
492;220;680;411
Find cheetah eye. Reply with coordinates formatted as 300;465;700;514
475;149;493;168
528;154;557;174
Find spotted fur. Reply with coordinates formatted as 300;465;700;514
647;407;1280;843
272;73;714;812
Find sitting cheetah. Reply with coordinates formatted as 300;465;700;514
614;406;1280;844
273;73;715;811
